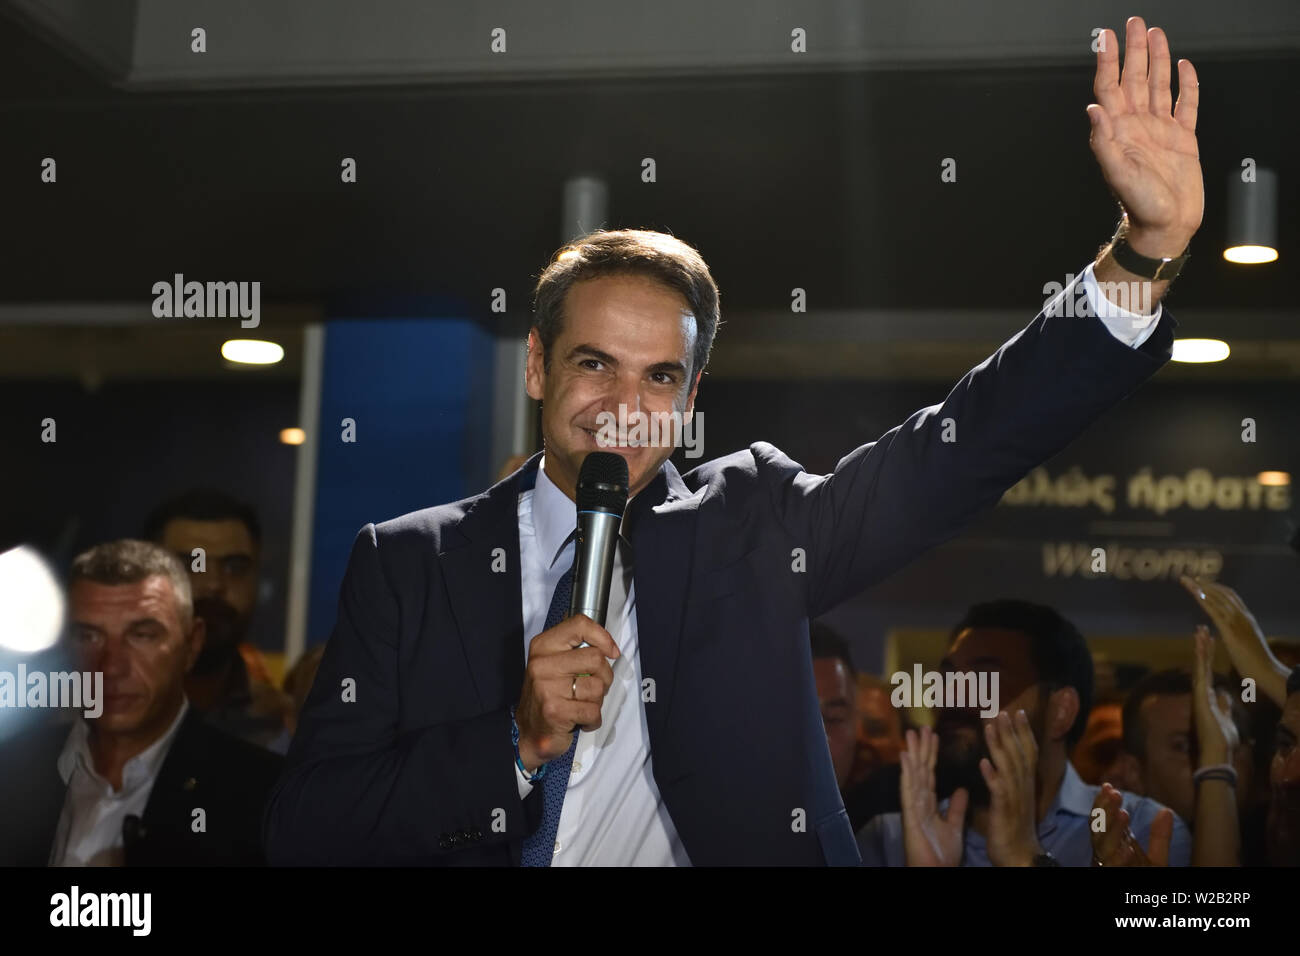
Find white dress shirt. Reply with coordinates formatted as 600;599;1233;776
515;457;692;866
509;265;1157;866
50;698;190;866
1071;262;1162;348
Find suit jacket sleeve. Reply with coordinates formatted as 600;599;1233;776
263;524;523;864
757;295;1176;618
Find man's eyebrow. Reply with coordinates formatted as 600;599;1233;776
71;617;165;634
646;359;688;378
567;344;617;365
1279;725;1298;744
126;617;168;630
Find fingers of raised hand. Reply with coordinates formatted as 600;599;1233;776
1120;17;1151;112
1091;784;1126;859
1193;625;1212;681
1093;29;1123;114
1146;26;1172;115
1173;58;1199;133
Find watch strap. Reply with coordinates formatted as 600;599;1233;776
1110;228;1190;282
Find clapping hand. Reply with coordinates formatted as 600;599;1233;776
1192;624;1239;767
982;710;1046;866
1180;574;1288;707
899;726;968;866
1090;782;1173;866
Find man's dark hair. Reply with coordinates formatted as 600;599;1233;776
531;229;722;386
142;489;262;545
69;539;193;630
1120;668;1251;762
810;621;856;682
948;599;1093;749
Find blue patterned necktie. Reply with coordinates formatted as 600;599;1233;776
519;564;577;866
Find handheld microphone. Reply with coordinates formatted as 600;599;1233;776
569;452;630;630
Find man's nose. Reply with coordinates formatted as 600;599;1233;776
606;375;643;417
98;636;133;678
190;569;225;597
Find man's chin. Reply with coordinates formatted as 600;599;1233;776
90;711;147;736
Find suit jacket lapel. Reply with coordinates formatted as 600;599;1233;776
626;459;700;743
440;452;539;711
133;708;206;863
143;708;203;820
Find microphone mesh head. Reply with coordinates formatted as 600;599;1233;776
576;452;629;515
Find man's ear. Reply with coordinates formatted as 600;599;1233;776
525;328;545;401
185;616;206;675
684;369;703;417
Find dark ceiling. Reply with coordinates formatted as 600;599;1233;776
2;9;1295;308
1;7;1296;388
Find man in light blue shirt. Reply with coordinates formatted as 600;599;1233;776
857;599;1190;866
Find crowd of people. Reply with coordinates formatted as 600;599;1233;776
812;586;1300;866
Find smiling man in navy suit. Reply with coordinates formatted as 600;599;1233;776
265;17;1204;866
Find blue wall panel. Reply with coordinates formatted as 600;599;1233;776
307;318;494;646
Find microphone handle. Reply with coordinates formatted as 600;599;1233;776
569;510;622;631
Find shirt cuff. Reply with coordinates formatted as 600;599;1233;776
1077;261;1162;349
515;759;535;800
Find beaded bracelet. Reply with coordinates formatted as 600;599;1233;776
510;705;548;783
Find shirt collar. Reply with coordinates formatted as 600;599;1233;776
533;457;580;569
57;697;191;791
1051;761;1096;817
534;456;639;567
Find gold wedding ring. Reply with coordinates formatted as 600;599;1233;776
571;676;579;699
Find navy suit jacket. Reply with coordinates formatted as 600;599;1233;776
264;298;1175;866
0;709;282;866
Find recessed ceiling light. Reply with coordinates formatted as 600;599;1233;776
222;339;284;365
1171;338;1230;363
1223;245;1278;264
